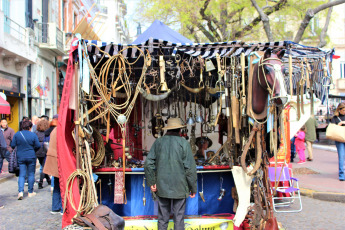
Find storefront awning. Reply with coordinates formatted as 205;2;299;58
0;94;10;114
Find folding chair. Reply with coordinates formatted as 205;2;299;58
268;166;302;213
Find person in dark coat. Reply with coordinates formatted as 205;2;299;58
35;119;51;189
0;125;7;174
145;118;197;230
331;102;345;181
11;120;41;200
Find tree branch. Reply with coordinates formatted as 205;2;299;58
250;0;274;42
187;25;201;43
200;0;222;41
318;1;333;48
294;0;345;43
232;0;287;39
197;23;216;42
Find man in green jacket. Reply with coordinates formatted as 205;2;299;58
305;116;318;161
144;118;197;230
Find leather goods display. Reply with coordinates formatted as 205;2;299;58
73;205;125;230
326;119;345;143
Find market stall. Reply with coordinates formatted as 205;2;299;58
57;35;334;229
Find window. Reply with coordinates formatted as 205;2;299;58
73;13;77;29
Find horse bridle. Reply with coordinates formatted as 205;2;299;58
258;57;288;105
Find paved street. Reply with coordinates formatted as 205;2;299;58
0;175;61;230
1;173;345;230
276;196;345;230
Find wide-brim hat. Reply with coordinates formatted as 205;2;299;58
195;136;213;148
162;118;186;130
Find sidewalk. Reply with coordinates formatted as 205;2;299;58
292;143;345;203
0;161;14;184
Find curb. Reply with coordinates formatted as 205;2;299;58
300;187;345;203
0;173;15;184
313;144;337;152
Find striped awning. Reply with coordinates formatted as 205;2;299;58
81;38;332;59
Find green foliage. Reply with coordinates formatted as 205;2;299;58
136;0;332;44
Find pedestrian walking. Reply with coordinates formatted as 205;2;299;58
290;137;296;163
11;120;41;199
31;115;39;133
34;119;51;189
144;118;197;230
305;116;318;161
19;117;29;131
295;126;306;164
0;122;8;174
42;115;62;214
331;102;345;181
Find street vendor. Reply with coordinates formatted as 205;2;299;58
144;117;197;230
195;136;213;161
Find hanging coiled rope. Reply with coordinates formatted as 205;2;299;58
91;125;105;167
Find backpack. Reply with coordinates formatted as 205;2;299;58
35;131;47;158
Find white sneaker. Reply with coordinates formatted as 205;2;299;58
50;210;62;215
18;192;23;200
28;192;36;198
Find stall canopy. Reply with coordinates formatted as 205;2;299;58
0;95;10;114
83;38;333;101
133;20;193;44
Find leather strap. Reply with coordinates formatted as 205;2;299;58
248;130;262;176
84;213;108;230
241;122;260;173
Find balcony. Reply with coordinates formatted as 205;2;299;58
0;11;36;65
35;22;65;56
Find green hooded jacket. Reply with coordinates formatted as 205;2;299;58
305;117;318;142
144;133;197;199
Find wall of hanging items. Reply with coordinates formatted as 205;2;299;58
62;37;334;229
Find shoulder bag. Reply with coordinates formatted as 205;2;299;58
8;147;19;176
326;117;345;143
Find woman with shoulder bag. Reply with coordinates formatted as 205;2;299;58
331;102;345;181
11;120;41;199
35;119;51;189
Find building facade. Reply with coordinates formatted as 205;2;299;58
94;0;129;43
0;0;129;131
0;0;36;131
328;4;345;100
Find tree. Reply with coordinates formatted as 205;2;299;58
135;0;345;45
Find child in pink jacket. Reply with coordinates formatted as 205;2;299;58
294;126;306;164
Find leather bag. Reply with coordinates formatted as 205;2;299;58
73;205;125;230
326;122;345;143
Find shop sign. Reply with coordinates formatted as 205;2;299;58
0;73;20;92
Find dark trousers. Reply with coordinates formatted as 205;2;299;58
0;150;10;172
37;157;50;183
157;196;186;230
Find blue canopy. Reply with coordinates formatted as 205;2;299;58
133;20;193;44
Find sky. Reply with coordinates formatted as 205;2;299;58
124;0;149;39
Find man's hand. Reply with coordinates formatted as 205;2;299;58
189;192;196;198
150;184;157;192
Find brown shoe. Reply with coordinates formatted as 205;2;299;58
307;157;313;161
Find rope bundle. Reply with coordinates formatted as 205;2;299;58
91;126;105;167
